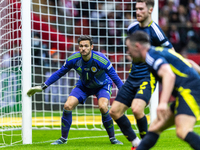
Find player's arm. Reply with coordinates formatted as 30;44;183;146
106;64;123;89
27;61;71;97
157;64;175;119
152;24;174;50
186;59;200;75
157;64;175;104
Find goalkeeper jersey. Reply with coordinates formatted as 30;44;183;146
127;20;173;78
44;51;123;89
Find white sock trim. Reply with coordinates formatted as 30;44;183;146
131;137;141;147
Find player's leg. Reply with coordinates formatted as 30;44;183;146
110;100;141;148
98;97;122;144
51;96;79;145
174;87;200;149
174;92;200;149
98;97;112;138
131;98;147;139
133;77;156;139
109;80;141;148
136;107;175;150
51;85;87;145
175;114;200;149
97;84;123;144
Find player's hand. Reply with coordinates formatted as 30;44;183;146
157;103;168;121
27;86;42;97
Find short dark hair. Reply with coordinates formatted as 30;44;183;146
77;35;93;45
136;0;154;8
129;31;150;44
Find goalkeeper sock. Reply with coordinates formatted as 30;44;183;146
115;115;137;141
61;109;72;139
102;110;115;139
136;115;148;138
136;131;159;150
184;132;200;149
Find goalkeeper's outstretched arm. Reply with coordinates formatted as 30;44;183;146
27;66;67;97
27;83;48;97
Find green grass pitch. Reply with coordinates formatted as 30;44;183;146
1;121;200;150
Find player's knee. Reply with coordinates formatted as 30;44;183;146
109;108;116;118
99;103;108;113
131;106;142;117
176;128;186;140
63;103;74;111
109;108;123;120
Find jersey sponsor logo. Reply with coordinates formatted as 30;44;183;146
153;58;163;70
84;68;90;71
91;66;97;72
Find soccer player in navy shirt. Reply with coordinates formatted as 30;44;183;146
110;0;173;149
127;31;200;150
27;35;123;145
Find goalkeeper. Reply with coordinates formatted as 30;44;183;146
27;35;123;145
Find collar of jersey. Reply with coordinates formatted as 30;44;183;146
82;50;93;64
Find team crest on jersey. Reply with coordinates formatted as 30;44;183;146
91;66;97;72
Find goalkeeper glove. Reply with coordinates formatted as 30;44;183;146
27;83;48;97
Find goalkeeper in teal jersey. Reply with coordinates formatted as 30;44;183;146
127;31;200;150
27;35;123;145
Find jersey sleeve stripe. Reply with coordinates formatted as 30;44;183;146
161;41;170;47
151;22;165;41
146;53;154;66
93;53;108;65
67;53;81;61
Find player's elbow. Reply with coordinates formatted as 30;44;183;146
169;72;176;82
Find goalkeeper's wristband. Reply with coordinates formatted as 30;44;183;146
41;83;48;90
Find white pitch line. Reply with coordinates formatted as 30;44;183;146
35;133;124;144
1;124;200;148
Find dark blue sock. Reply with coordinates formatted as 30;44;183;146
61;109;72;139
184;132;200;150
115;115;137;141
136;116;148;138
102;110;115;138
137;131;159;150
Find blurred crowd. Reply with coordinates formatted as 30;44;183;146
2;0;200;104
159;0;200;54
3;0;200;69
32;0;200;57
